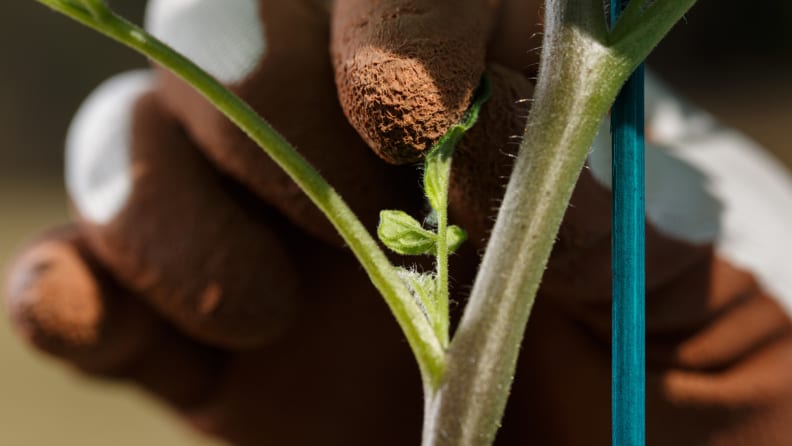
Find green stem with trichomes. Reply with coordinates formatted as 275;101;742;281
434;208;450;346
421;82;489;347
422;144;453;348
379;83;488;347
421;0;696;444
34;0;446;389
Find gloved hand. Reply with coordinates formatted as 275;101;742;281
6;1;792;445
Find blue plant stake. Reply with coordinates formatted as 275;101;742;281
610;1;646;445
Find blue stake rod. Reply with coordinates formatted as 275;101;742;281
610;1;646;445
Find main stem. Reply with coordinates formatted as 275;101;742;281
422;0;628;443
421;0;697;442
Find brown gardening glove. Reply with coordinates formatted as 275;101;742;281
6;0;792;445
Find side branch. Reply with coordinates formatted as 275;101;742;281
34;0;447;389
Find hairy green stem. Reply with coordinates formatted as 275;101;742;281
35;0;446;388
435;202;450;348
422;0;696;443
423;80;490;348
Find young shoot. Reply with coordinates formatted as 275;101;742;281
378;79;491;347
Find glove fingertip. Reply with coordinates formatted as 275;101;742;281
5;228;159;373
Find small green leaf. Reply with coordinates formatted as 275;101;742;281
423;76;493;212
423;144;451;212
447;225;468;253
378;210;437;255
458;76;492;131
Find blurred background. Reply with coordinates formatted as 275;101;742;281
0;1;790;445
0;3;218;446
